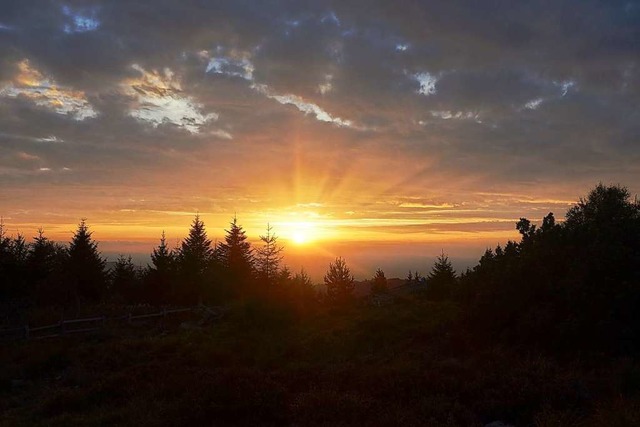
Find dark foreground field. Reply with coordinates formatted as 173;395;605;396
2;298;640;426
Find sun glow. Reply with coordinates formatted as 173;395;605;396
292;229;310;245
280;221;322;245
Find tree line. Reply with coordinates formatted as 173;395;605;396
0;215;460;312
0;215;324;312
456;183;640;355
380;183;640;356
0;208;456;314
3;183;640;356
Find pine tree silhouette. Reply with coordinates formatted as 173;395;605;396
324;257;355;305
371;268;388;294
27;229;68;307
111;255;140;303
426;252;456;300
67;219;106;305
147;231;177;304
179;215;213;274
218;216;254;295
152;231;175;273
256;223;283;287
177;215;213;304
27;229;57;298
0;221;29;300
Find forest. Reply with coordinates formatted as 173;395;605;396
2;183;640;426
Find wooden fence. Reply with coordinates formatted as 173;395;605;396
0;307;196;341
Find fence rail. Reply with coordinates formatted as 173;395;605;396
1;306;208;342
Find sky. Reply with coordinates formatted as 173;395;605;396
0;0;639;279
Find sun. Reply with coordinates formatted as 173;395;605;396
292;229;310;245
270;215;335;246
285;221;319;245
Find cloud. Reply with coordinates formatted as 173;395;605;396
0;60;97;120
429;110;480;121
122;64;217;134
413;71;439;96
17;151;39;161
556;80;576;97
196;46;362;129
251;82;363;129
205;52;255;80
317;74;333;95
61;5;100;34
524;98;544;110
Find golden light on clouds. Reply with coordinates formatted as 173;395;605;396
0;59;97;119
121;64;219;134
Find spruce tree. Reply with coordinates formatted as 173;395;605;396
218;216;254;295
11;234;28;264
67;219;106;305
0;221;29;300
426;252;456;300
292;268;316;309
111;255;140;303
177;215;213;304
324;257;355;305
27;229;57;301
151;231;174;273
371;268;388;294
148;231;177;304
178;215;213;274
256;223;283;287
29;229;55;268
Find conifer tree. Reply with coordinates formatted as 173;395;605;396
256;223;283;287
324;257;355;305
27;229;57;299
111;255;140;303
178;215;213;274
0;221;29;300
67;219;106;305
28;230;68;307
293;268;312;289
277;265;292;285
0;220;9;286
426;252;456;300
218;216;254;295
151;231;174;272
371;268;388;294
292;267;316;309
0;219;7;252
148;231;177;304
177;215;213;303
29;229;55;267
11;233;28;264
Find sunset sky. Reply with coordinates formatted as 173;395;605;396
1;1;639;279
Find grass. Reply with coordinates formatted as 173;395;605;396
1;297;639;426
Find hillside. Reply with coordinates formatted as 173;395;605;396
2;298;640;426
